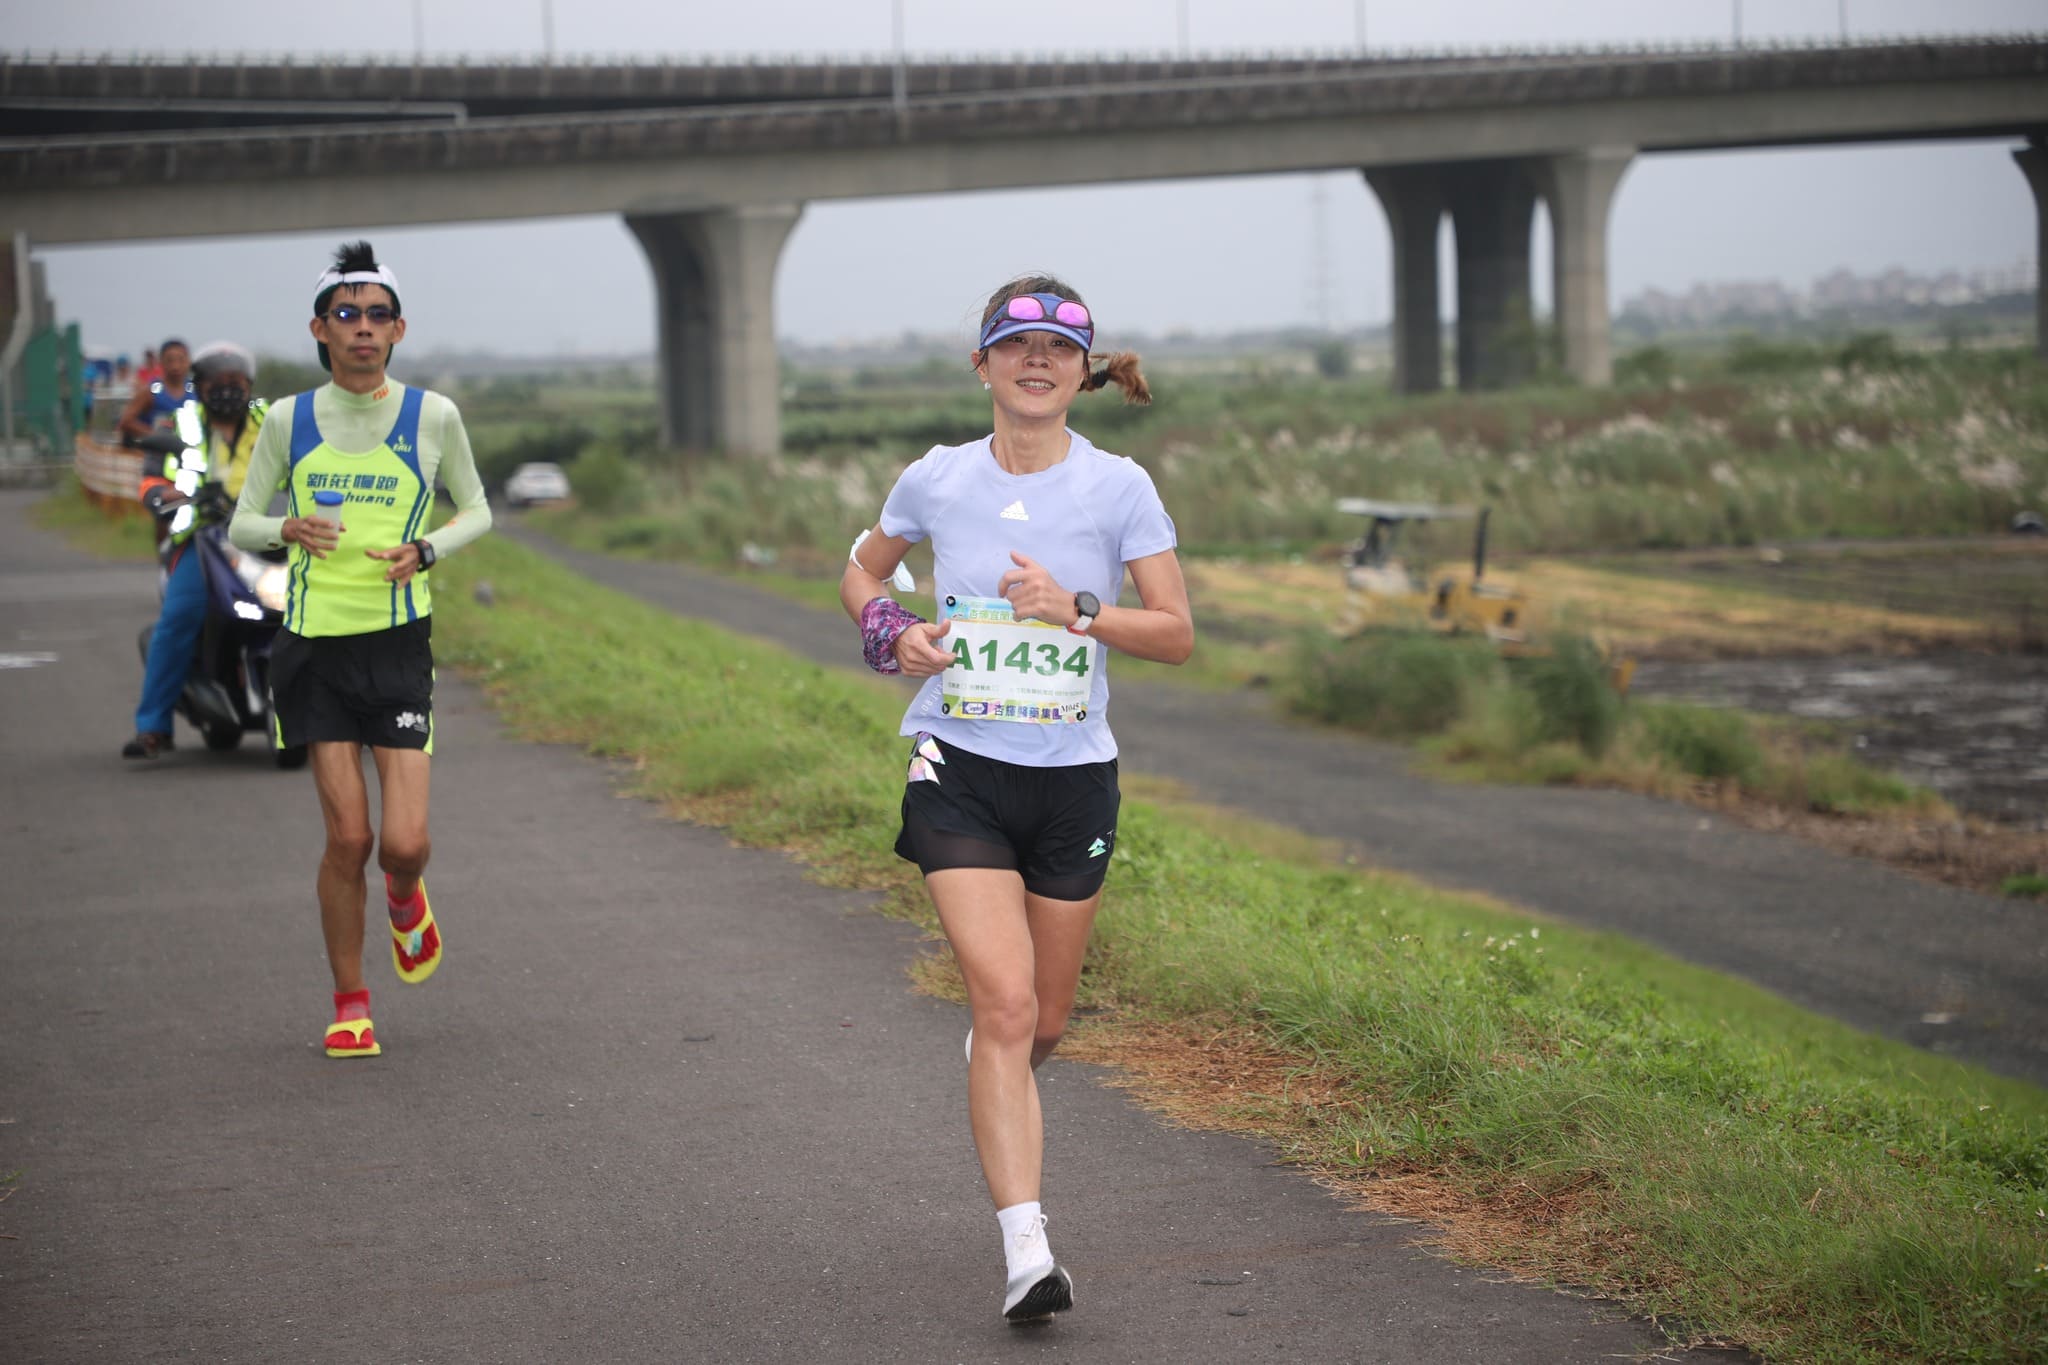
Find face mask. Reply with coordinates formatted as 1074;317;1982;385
203;384;250;420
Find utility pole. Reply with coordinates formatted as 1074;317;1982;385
1309;178;1334;332
411;0;425;59
891;0;907;120
1731;0;1742;49
541;0;555;58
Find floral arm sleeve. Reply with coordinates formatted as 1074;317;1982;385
860;596;927;675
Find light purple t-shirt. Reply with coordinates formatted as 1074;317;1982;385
878;431;1178;767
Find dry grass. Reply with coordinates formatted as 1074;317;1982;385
1715;802;2047;899
1183;551;2014;666
1057;1015;1703;1308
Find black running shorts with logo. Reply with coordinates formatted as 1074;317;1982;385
269;617;435;753
894;732;1119;902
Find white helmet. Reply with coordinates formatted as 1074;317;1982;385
190;341;257;382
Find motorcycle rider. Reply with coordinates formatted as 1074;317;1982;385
121;342;268;759
117;338;195;446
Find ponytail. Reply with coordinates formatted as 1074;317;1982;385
1084;351;1151;406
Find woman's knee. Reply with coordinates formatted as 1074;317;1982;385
972;988;1039;1047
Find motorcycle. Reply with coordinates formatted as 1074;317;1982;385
134;428;307;769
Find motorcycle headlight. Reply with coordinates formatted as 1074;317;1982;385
255;565;289;615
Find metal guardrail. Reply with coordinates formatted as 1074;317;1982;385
5;33;2044;69
5;37;2045;113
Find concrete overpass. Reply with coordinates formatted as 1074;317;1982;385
4;39;2046;453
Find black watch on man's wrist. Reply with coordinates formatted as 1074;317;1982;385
412;538;437;571
1068;590;1101;636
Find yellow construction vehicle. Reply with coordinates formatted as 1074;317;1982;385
1336;498;1635;690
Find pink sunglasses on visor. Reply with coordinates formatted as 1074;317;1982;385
977;293;1094;351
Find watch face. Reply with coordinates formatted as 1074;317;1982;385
1075;591;1101;618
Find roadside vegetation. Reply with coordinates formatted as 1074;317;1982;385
475;338;2047;564
455;340;2044;884
31;474;156;560
429;534;2048;1365
1287;626;1942;817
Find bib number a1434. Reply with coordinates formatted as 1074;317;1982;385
939;595;1095;724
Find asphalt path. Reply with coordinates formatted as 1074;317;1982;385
0;488;1743;1362
510;527;2048;1090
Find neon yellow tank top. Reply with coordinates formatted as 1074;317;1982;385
282;386;434;638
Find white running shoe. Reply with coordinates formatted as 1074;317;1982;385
1002;1214;1074;1322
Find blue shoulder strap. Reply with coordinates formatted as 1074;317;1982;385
287;390;324;468
388;387;432;627
384;387;427;483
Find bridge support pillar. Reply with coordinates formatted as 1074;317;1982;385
2016;137;2048;362
1536;146;1633;387
1443;161;1540;391
1;234;29;454
626;204;803;455
1363;166;1446;394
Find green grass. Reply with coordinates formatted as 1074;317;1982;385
2001;874;2048;900
31;475;156;560
1292;628;1945;819
431;534;2048;1364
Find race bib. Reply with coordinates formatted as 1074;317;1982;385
938;595;1095;724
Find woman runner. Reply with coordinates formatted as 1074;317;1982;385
840;274;1194;1322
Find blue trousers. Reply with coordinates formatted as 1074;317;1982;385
135;547;206;735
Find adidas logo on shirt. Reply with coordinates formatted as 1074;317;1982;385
1000;500;1030;522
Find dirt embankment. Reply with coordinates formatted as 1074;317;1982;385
1188;539;2047;894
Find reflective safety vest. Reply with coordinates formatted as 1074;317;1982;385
139;398;267;549
281;387;434;638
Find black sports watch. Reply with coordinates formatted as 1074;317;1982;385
1068;590;1101;636
411;538;437;571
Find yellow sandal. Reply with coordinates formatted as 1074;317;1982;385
390;879;441;985
324;1017;382;1058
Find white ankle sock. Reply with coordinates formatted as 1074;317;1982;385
997;1201;1053;1278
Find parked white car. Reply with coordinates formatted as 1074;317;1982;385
504;461;573;508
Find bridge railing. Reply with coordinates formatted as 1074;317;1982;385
7;33;2046;67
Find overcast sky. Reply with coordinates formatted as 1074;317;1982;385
15;0;2045;360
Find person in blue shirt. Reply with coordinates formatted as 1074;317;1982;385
840;274;1193;1325
117;337;194;446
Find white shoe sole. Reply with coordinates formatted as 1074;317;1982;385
1004;1264;1073;1322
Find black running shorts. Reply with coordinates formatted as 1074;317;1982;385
894;732;1119;902
269;617;435;753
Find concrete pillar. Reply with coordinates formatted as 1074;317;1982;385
1362;166;1446;394
2016;137;2048;362
626;203;803;455
1;234;29;455
1442;160;1539;390
1537;147;1634;387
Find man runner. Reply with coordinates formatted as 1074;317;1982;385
229;241;492;1058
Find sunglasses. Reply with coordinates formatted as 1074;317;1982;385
978;293;1093;349
1003;294;1089;329
323;304;399;325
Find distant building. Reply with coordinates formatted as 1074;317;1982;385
1619;259;2037;332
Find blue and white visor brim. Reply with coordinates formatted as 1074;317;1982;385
977;318;1093;352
